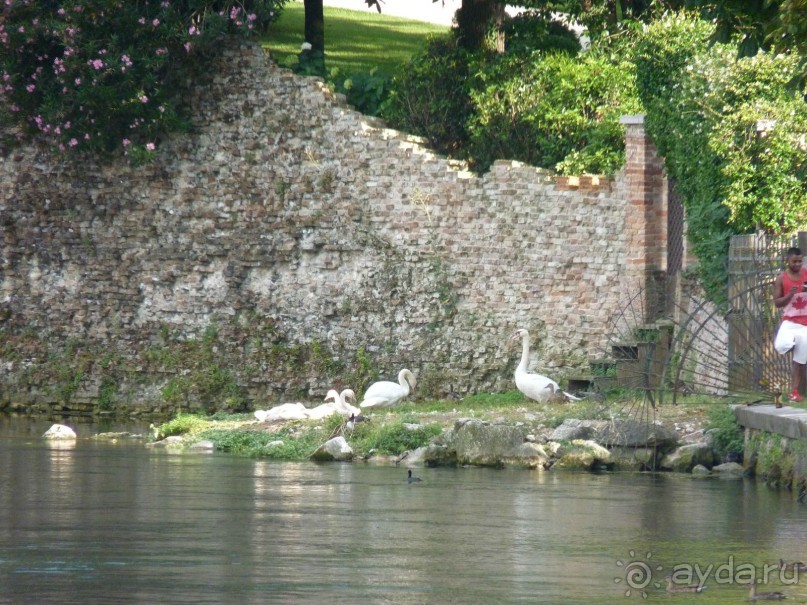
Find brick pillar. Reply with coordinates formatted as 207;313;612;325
620;114;667;322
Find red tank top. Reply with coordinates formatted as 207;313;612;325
782;268;807;325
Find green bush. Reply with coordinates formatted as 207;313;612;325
327;67;391;117
380;35;479;155
503;11;581;56
467;50;641;175
705;405;744;461
351;419;442;456
0;0;282;162
155;413;212;439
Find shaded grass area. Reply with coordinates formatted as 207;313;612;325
261;2;449;75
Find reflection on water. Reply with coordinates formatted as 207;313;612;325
1;415;807;604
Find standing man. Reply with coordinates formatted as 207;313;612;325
774;247;807;403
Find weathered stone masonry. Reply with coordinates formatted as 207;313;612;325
0;43;672;414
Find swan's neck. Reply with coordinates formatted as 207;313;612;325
517;336;530;373
399;371;411;392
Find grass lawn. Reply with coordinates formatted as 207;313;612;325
260;1;450;76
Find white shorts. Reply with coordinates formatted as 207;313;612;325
774;320;807;364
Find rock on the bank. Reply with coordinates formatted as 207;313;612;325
311;436;354;461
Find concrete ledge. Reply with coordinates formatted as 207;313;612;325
734;404;807;440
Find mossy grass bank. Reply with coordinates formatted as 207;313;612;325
153;391;730;461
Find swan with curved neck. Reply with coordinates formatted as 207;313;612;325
511;329;578;402
359;369;416;409
324;388;360;416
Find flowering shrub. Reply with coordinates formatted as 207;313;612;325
0;0;283;162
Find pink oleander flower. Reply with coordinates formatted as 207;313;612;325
152;18;160;26
75;77;81;85
68;138;78;147
26;83;35;92
140;95;148;103
146;142;155;151
89;59;104;70
122;138;131;147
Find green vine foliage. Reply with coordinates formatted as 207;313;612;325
634;11;807;304
0;0;283;163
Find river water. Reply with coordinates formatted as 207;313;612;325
2;415;807;604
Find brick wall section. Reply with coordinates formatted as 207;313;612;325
621;115;667;276
0;43;670;411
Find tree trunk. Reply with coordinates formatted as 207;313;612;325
303;0;325;52
302;0;325;75
455;0;505;53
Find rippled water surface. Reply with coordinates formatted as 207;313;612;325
2;415;807;604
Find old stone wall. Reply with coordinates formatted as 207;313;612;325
0;43;668;414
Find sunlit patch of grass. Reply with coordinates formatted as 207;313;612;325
198;414;346;460
154;413;213;439
261;1;449;76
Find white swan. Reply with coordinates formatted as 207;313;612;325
511;328;579;403
324;388;360;416
359;369;416;409
254;402;309;422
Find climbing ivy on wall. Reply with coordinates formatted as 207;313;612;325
634;11;807;305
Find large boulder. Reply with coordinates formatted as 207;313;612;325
659;442;716;472
554;439;612;470
422;443;457;466
549;419;600;441
593;419;678;448
608;446;656;471
505;442;550;469
712;461;746;478
449;419;528;467
549;418;678;448
311;436;354;462
42;424;77;440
